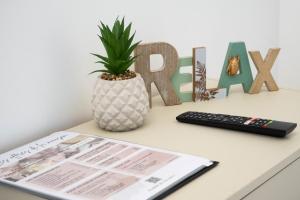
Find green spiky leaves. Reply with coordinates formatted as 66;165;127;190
91;18;141;75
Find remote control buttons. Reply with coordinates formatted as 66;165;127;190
262;120;273;128
244;118;256;125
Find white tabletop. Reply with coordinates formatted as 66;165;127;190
67;85;300;200
1;85;300;200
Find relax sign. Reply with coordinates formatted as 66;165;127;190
134;42;280;107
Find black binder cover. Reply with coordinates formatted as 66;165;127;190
154;161;219;200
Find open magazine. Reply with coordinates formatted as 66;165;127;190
0;131;217;200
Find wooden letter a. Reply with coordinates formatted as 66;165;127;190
218;42;254;96
134;42;181;107
249;48;280;94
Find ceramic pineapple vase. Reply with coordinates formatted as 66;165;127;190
92;74;149;131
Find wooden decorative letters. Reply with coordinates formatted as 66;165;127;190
134;41;281;106
193;47;227;101
248;48;280;94
193;47;207;101
134;42;181;107
218;42;254;96
172;57;193;102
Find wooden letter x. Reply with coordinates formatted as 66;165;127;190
249;48;280;94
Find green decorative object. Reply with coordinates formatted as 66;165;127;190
172;57;193;102
91;18;149;132
90;17;140;76
218;42;253;95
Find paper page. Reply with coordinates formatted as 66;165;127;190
0;131;213;200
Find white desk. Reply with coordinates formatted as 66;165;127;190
1;86;300;200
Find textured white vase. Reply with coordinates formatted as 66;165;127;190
92;73;149;132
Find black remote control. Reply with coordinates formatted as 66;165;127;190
176;111;297;137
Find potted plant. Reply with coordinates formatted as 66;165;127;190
91;18;149;132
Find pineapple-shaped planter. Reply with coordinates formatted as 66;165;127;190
90;18;149;131
92;74;149;131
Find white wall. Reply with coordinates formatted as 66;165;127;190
278;0;300;90
0;0;279;152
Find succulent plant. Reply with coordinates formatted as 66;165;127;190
91;18;140;76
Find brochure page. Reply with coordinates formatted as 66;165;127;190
0;131;214;200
